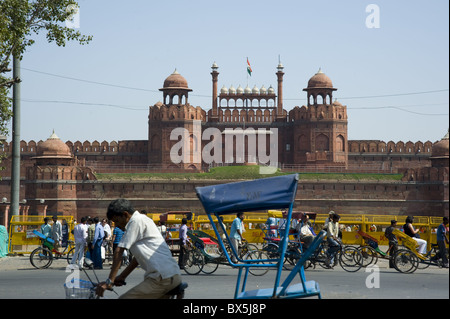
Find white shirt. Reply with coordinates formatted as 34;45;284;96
300;225;313;237
118;212;180;280
73;223;88;244
327;221;339;239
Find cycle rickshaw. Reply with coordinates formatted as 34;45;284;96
196;174;326;299
357;228;448;273
30;230;75;269
184;229;267;276
391;229;447;273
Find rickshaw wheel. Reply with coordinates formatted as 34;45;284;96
339;246;363;272
183;248;204;275
30;247;53;269
244;250;270;276
201;260;220;274
393;249;419;273
357;246;378;267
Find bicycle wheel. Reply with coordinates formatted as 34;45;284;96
283;246;300;270
183;248;204;275
393;249;419;274
239;243;258;259
358;246;378;267
262;243;280;259
244;250;270;276
66;247;75;264
315;243;329;269
201;257;220;274
416;247;433;269
30;247;53;269
339;246;363;272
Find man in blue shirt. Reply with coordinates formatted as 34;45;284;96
91;217;105;269
40;217;52;238
433;217;449;268
229;212;245;263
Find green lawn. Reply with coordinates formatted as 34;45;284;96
94;165;403;181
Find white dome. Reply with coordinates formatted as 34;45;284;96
229;85;236;94
244;85;252;94
220;85;228;94
236;85;244;94
268;85;275;94
260;85;267;94
252;85;260;94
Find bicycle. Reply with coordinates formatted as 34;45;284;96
64;258;188;299
30;230;75;269
183;231;265;276
283;238;362;272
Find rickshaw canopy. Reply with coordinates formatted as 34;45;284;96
195;174;299;215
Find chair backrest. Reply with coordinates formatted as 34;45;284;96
195;174;299;215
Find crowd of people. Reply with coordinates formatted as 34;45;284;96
263;211;449;269
70;216;121;269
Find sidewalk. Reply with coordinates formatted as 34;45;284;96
0;255;69;271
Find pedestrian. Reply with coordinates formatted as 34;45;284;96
61;218;69;248
217;216;227;241
384;220;398;268
86;218;95;259
432;217;449;268
403;216;427;255
71;217;88;269
325;213;341;268
157;221;167;239
51;215;62;251
91;217;104;269
229;212;245;263
96;199;181;299
112;222;124;254
178;218;188;269
102;219;111;241
40;217;51;238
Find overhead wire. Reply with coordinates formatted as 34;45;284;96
20;67;449;115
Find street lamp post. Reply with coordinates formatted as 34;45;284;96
10;55;21;217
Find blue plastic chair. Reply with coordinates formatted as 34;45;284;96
196;174;324;299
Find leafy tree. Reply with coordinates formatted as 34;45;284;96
0;0;92;162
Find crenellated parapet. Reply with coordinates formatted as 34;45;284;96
149;102;205;122
348;140;434;154
288;100;348;121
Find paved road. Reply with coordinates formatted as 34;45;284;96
0;255;448;300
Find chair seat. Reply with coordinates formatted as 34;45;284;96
236;281;320;299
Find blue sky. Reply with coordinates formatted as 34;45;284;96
8;0;449;144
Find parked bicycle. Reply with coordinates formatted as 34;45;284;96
30;230;75;269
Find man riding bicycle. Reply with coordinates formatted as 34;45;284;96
96;199;181;298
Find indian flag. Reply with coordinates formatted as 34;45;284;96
247;58;252;76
